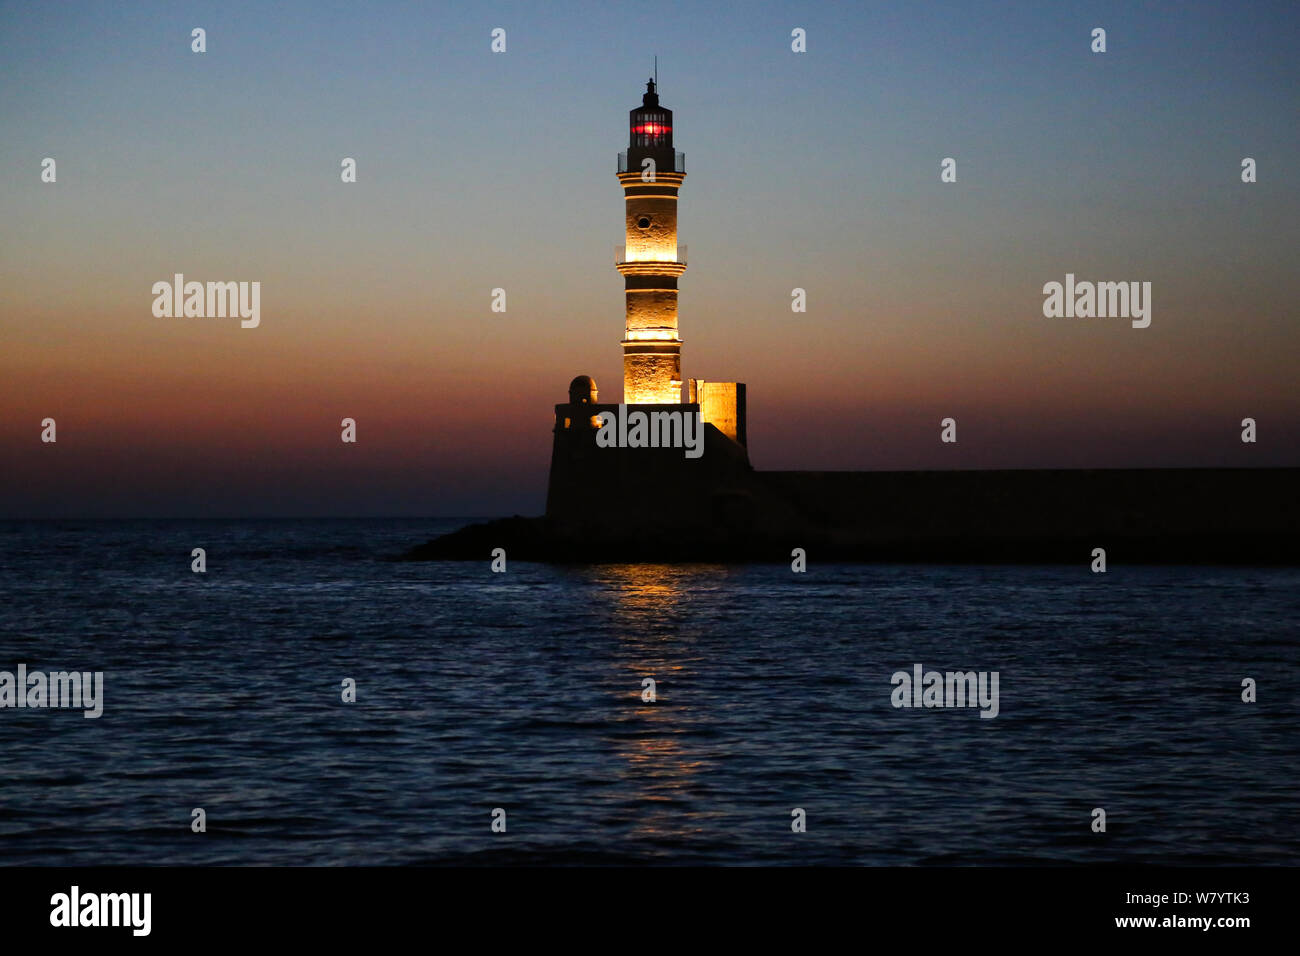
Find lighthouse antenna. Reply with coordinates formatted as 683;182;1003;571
654;55;657;88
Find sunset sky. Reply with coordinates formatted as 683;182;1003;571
2;0;1297;517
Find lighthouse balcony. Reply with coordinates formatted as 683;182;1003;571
618;150;685;174
616;244;687;276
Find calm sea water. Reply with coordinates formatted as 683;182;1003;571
0;518;1296;866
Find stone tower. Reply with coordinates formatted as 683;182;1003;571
617;78;686;405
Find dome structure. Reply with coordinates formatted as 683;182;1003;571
568;375;598;405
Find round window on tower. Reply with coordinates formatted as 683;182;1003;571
637;217;651;229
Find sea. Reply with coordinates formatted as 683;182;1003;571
0;518;1296;865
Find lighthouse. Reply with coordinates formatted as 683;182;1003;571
544;75;750;523
547;76;747;506
617;78;687;405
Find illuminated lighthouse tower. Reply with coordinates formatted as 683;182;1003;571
617;78;687;405
545;77;749;522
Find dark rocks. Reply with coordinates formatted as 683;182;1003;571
400;467;1300;565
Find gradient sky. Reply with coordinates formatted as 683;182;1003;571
2;0;1298;517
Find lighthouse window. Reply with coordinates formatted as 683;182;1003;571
631;112;671;147
637;217;651;229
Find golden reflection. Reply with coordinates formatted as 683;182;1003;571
602;563;684;614
592;563;728;839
